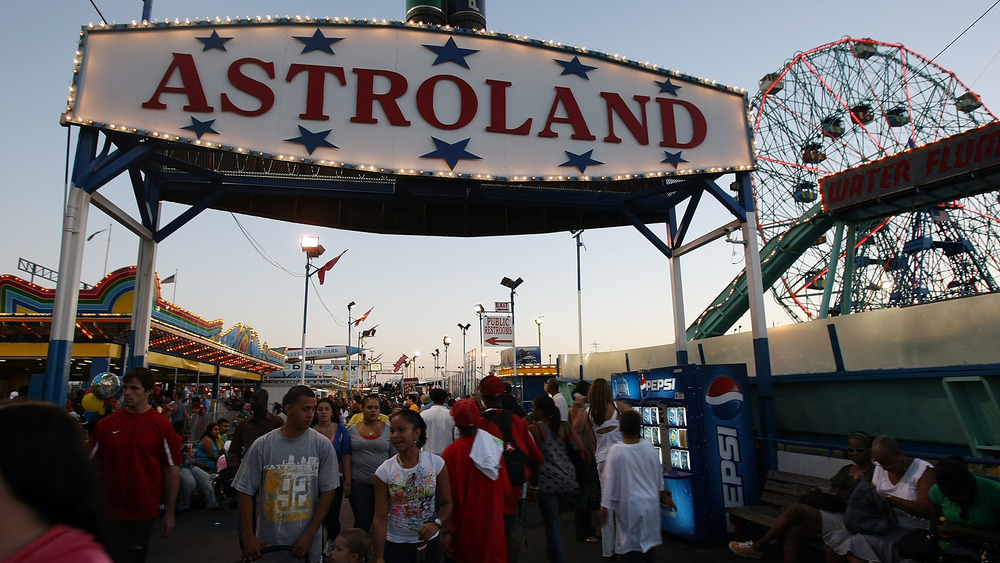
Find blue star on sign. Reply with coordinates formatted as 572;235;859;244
656;79;681;96
180;117;218;139
196;30;233;51
560;150;604;173
293;29;344;55
420;137;482;170
423;37;479;69
554;56;598;80
662;151;688;169
284;126;338;154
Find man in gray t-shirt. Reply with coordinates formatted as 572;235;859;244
233;386;338;562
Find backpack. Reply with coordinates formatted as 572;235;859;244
483;409;532;487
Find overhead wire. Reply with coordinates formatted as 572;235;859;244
88;0;108;24
928;0;1000;64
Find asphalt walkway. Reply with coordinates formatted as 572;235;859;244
147;497;824;563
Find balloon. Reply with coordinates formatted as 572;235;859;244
98;406;107;415
91;372;122;400
83;410;98;422
82;392;103;412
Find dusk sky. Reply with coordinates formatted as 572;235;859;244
3;0;997;378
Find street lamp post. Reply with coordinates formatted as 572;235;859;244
474;304;486;376
500;276;523;403
535;316;544;349
347;301;355;390
458;323;470;396
573;230;585;381
413;351;420;381
299;236;326;385
431;349;440;384
442;336;452;393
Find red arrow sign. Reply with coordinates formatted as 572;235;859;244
484;336;513;347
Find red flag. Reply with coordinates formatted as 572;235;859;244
393;354;408;372
353;307;374;327
316;250;347;285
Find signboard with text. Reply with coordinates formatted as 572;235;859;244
483;313;513;346
67;20;754;183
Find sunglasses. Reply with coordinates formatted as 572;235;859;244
846;448;867;453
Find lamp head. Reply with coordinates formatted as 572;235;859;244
535;316;544;326
300;235;325;258
348;301;356;310
443;336;452;346
474;303;485;314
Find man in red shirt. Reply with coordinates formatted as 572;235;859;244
477;376;543;563
88;367;181;563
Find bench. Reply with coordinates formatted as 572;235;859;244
725;469;833;540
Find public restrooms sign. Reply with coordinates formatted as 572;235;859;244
65;18;755;183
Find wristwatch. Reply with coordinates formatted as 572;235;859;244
433;518;443;528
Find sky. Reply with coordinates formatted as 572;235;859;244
2;0;998;379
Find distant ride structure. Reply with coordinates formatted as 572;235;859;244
749;37;998;322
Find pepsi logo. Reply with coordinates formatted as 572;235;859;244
639;373;648;398
705;376;743;420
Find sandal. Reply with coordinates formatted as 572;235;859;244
584;536;600;543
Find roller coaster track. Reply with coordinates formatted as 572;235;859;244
687;203;834;340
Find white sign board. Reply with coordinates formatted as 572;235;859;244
483;313;513;346
67;20;754;183
494;301;510;313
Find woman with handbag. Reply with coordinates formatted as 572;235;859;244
529;394;577;563
825;435;935;562
729;431;874;561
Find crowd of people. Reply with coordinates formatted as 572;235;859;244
3;368;998;563
728;432;1000;562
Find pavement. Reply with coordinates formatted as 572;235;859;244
147;497;826;563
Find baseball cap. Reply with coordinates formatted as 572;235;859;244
451;399;481;427
480;375;506;397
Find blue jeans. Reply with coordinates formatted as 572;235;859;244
538;491;569;563
350;481;376;532
385;536;442;563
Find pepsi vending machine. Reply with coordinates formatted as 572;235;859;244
611;364;758;545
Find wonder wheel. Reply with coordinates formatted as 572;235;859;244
751;37;1000;321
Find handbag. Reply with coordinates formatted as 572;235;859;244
844;479;898;535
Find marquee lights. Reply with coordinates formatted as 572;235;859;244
67;17;754;183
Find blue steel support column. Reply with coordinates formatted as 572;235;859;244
819;223;845;319
667;208;688;365
737;171;777;469
44;130;98;405
127;214;159;370
840;225;858;316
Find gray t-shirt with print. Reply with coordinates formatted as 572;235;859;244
233;428;338;563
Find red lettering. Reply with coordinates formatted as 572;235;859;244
416;75;477;130
601;93;650;145
865;169;879;195
351;68;411;126
484;79;531;135
938;146;952;173
848;174;863;199
879;164;894;191
953;139;974;168
220;58;275;117
538;87;595;140
925;148;942;177
285;64;347;121
656;98;706;149
894;161;910;186
141;53;212;112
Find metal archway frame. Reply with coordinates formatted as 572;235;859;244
45;122;777;464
